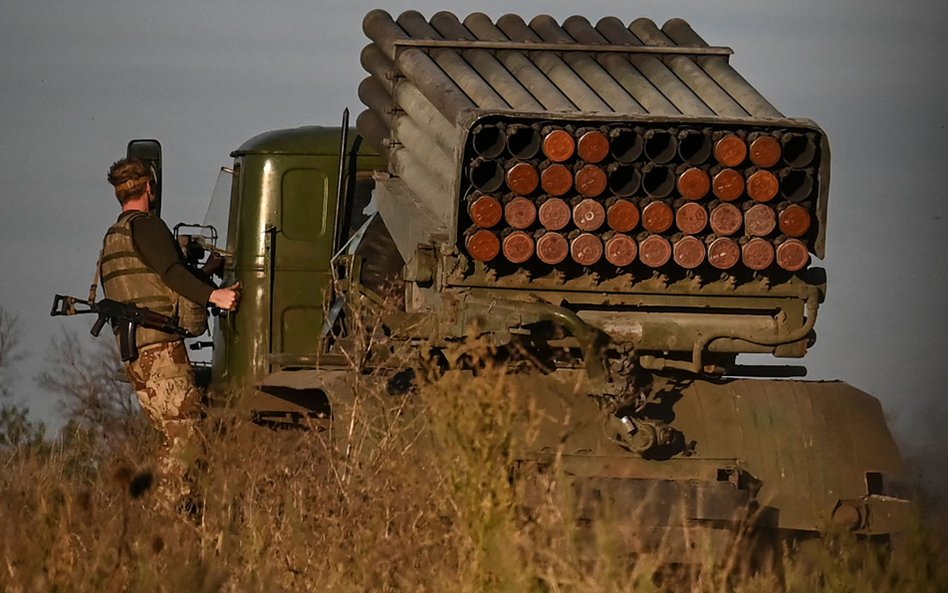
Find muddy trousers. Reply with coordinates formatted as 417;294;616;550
124;341;204;503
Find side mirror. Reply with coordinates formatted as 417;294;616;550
127;139;162;216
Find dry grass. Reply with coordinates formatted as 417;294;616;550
1;339;945;593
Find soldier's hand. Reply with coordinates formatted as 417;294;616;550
209;282;241;311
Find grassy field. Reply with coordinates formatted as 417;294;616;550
1;349;945;593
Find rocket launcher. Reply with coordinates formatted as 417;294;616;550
356;10;831;373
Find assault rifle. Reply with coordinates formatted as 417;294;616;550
50;294;195;363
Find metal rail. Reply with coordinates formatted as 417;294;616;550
393;39;733;57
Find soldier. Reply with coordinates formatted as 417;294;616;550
101;157;241;505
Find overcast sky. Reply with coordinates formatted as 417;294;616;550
1;0;946;478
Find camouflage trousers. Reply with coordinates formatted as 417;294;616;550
124;340;204;504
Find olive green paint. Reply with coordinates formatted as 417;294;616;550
212;126;382;395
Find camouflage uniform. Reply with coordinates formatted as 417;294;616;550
125;341;203;495
100;206;211;502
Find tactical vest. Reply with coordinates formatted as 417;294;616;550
99;211;207;349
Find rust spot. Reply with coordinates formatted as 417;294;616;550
776;239;810;272
673;236;706;269
573;199;606;231
502;231;535;264
778;204;812;237
504;197;537;229
749;135;782;168
744;204;777;237
577;130;610;163
641;201;674;234
677;167;711;200
570;233;603;266
506;162;539;195
541;163;573;196
542;129;576;162
714;134;747;167
605;234;638;267
538;198;571;231
742;237;775;270
675;202;708;235
536;232;569;265
708;237;740;270
469;195;503;228
607;199;640;233
712;168;745;201
575;164;607;197
639;235;672;268
709;203;743;236
466;230;500;262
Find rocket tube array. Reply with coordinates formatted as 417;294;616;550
462;122;818;273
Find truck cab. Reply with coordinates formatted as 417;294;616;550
209;126;385;419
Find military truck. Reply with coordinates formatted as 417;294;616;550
163;10;908;555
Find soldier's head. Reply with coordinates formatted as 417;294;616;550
108;158;153;205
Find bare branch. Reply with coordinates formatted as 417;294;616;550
37;329;142;441
0;306;25;400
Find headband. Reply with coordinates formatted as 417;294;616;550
113;176;149;194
